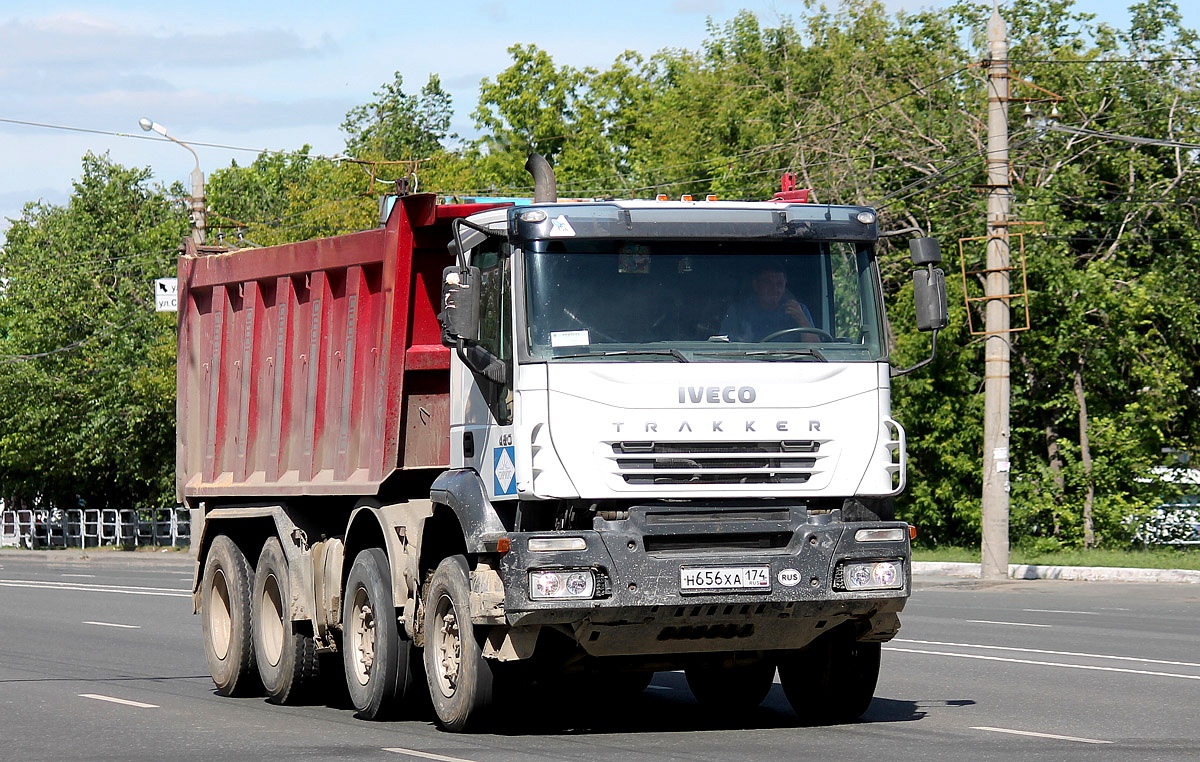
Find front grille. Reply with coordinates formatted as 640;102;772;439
612;440;821;485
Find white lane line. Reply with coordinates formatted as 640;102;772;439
972;726;1112;744
887;646;1200;680
1021;608;1099;615
965;619;1051;628
79;694;159;709
61;574;96;578
83;621;141;629
896;639;1200;668
383;748;478;762
0;579;189;598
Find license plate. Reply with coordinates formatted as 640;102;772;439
680;565;771;593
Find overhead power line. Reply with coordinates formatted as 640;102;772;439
0;117;346;161
1044;123;1200;150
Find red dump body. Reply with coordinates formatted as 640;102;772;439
176;194;505;501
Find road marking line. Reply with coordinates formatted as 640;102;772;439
0;579;189;598
83;621;141;629
887;646;1200;680
1021;608;1098;615
965;619;1051;628
383;748;478;762
79;694;159;709
896;638;1200;668
972;726;1112;744
61;574;96;578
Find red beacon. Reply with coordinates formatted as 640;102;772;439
772;171;812;202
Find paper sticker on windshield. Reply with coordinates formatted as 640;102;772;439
549;215;576;237
550;330;589;347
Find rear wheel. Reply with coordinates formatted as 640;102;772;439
686;659;775;710
778;628;880;724
200;534;259;696
253;537;320;704
343;548;417;720
424;555;494;732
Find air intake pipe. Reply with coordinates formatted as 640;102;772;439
525;153;558;203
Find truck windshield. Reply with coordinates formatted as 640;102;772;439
522;239;886;363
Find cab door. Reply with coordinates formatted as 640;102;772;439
453;237;517;502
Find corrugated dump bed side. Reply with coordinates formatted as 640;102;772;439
175;195;500;501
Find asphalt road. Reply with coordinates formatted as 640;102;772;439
1;549;1197;762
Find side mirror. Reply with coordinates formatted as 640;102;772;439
913;267;949;332
909;237;947;333
439;265;481;346
909;236;942;266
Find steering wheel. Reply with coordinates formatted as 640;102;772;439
760;326;835;343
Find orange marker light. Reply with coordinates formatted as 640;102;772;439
908;525;918;540
496;536;511;553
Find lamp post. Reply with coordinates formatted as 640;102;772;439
139;118;206;245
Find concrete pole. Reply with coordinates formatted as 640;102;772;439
981;6;1011;580
190;165;207;246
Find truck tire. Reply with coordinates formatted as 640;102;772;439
685;659;775;710
423;555;494;732
253;536;320;704
200;534;260;697
778;629;880;724
343;548;417;720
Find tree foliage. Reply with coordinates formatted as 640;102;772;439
0;152;185;512
4;1;1199;549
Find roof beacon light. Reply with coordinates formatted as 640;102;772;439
680;194;694;202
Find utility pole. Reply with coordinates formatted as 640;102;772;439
981;5;1011;580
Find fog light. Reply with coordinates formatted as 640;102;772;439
854;527;906;542
841;560;903;590
530;570;596;600
528;536;587;552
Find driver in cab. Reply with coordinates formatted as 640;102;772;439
719;264;818;341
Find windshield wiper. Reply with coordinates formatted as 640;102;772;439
553;348;690;362
704;347;829;362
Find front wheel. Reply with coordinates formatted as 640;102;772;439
200;535;260;697
778;629;880;724
253;537;320;704
423;555;494;732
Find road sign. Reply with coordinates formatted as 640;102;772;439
155;278;178;312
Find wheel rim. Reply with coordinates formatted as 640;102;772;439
207;568;232;661
260;571;285;667
348;584;376;687
431;592;461;699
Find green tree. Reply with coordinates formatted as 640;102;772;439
0;152;186;512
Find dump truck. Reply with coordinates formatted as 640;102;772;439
178;157;947;731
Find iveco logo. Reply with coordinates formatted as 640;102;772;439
678;386;757;404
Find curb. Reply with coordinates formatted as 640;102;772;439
912;560;1200;584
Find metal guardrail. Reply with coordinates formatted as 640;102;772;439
1;507;190;549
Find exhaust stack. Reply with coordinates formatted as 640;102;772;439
525;153;558;203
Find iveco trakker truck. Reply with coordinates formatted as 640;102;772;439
178;157;947;731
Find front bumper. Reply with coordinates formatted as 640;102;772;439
496;505;910;656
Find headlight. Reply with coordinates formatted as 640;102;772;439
839;560;903;591
529;570;596;600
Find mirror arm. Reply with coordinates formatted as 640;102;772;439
451;217;504;268
891;329;938;377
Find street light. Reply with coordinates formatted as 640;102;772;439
140;117;206;245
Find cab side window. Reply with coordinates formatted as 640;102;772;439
474;239;512;424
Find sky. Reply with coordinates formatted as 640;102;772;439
1;0;1196;244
